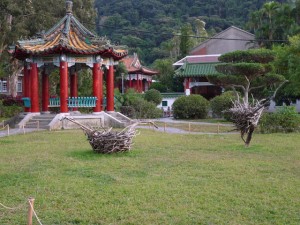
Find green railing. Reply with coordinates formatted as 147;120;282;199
49;97;97;108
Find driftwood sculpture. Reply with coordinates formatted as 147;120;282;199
227;98;268;147
63;117;139;153
63;118;158;153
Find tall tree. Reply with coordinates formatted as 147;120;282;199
248;1;299;48
208;49;286;146
273;34;300;102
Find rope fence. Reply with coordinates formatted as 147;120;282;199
0;124;10;136
148;121;235;134
21;121;40;134
0;197;43;225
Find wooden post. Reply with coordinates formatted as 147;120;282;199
189;123;191;133
7;124;9;136
164;122;166;132
217;123;220;134
27;197;35;225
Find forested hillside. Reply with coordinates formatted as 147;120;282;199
95;0;289;64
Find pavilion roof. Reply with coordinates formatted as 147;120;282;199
122;53;158;76
13;1;127;60
174;62;220;78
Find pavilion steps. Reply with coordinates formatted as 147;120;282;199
23;114;56;130
107;112;133;127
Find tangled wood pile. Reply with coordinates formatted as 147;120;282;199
63;117;140;153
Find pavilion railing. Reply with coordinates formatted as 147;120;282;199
49;97;97;108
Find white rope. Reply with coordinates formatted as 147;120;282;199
28;200;43;225
0;202;25;210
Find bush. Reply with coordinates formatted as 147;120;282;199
129;97;162;119
0;95;23;106
0;104;23;118
210;91;236;120
259;106;300;133
172;95;209;119
120;106;136;118
144;89;162;105
149;82;167;92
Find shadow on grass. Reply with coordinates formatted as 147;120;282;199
67;148;139;160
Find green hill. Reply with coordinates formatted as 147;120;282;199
94;0;289;64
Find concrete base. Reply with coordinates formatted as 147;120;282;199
41;111;51;114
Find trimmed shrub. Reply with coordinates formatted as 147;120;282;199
210;91;236;120
259;106;300;133
144;89;162;105
129;97;162;119
172;95;209;119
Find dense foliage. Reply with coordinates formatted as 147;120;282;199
260;106;300;133
172;95;209;119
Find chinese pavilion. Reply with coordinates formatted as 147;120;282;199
12;0;127;114
121;53;158;93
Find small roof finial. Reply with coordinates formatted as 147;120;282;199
66;0;73;14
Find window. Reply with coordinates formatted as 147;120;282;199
17;78;22;92
0;80;7;93
162;101;168;107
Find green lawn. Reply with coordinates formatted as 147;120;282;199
0;129;299;224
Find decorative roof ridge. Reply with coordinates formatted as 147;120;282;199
131;53;140;68
71;16;96;38
185;61;221;65
63;14;72;36
17;38;45;46
45;15;68;36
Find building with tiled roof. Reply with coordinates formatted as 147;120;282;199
174;26;258;99
121;53;158;93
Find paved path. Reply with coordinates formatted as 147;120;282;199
137;117;237;135
152;117;234;126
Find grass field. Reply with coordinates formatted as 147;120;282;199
0;129;299;224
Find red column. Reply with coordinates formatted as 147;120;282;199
42;69;49;112
106;65;114;112
70;71;78;111
136;75;140;93
30;63;39;113
60;61;68;113
139;79;143;93
93;63;102;113
99;69;103;111
23;64;31;112
129;74;132;88
185;78;190;90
